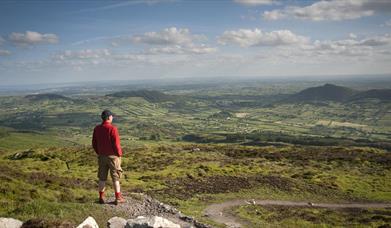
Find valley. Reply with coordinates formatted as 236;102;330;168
0;79;390;227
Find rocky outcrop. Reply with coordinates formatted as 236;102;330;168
108;217;127;228
76;216;99;228
103;193;211;228
0;218;23;228
125;216;180;228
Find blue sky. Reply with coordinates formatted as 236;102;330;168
0;0;390;85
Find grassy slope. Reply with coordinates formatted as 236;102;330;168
0;139;389;227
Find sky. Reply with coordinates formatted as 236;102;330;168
0;0;391;85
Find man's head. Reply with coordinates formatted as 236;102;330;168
101;110;113;122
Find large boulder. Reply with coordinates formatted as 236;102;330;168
125;216;180;228
108;217;127;228
77;216;99;228
0;218;23;228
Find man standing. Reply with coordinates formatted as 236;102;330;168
92;110;125;205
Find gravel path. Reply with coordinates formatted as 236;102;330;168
102;193;211;228
203;199;391;228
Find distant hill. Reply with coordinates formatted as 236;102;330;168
287;84;357;102
349;89;391;101
24;93;72;101
107;89;175;103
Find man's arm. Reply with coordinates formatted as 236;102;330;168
111;127;123;157
92;128;98;154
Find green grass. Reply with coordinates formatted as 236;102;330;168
0;130;73;151
233;205;391;228
0;141;390;226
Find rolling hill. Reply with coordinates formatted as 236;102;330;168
287;84;357;102
349;89;391;101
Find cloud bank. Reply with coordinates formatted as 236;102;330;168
218;28;309;47
262;0;391;21
9;31;59;46
0;50;11;56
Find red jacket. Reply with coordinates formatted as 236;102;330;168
92;121;122;157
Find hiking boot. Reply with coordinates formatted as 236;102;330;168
99;197;105;204
115;196;125;205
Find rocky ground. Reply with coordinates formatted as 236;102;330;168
0;193;211;228
102;192;211;228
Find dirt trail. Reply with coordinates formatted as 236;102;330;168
204;199;391;228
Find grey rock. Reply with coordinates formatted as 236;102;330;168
108;217;127;228
77;216;99;228
193;221;212;228
125;216;180;228
179;214;194;223
0;218;23;228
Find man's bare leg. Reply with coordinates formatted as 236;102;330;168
98;180;106;204
99;180;106;192
114;180;125;204
113;180;120;193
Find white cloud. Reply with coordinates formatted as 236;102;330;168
130;27;205;46
349;33;357;39
299;34;391;57
0;50;11;56
218;28;309;47
234;0;275;6
263;10;286;20
263;0;377;21
359;34;391;46
303;40;372;57
128;27;216;55
112;53;148;61
53;49;111;60
9;31;59;46
145;44;217;55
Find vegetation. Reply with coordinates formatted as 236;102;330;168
0;80;390;227
233;205;391;228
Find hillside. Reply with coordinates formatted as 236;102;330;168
287;84;357;102
0;81;390;228
350;89;391;101
24;93;72;101
107;90;175;103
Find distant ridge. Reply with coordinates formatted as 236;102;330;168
107;89;175;102
349;89;391;101
24;93;71;101
287;84;357;102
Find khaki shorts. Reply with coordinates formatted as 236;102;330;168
98;155;123;182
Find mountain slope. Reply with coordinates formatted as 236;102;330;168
349;89;391;101
287;84;357;102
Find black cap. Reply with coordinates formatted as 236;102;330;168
101;109;113;120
